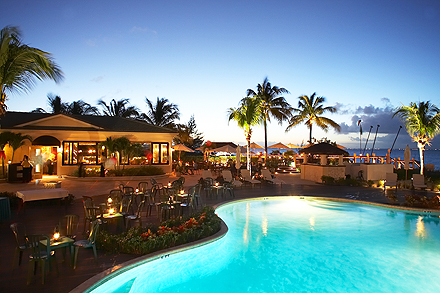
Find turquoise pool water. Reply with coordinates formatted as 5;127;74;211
88;197;440;292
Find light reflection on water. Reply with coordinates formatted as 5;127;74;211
89;197;440;293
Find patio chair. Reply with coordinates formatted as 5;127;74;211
10;222;28;268
412;174;427;190
180;186;196;216
73;220;100;269
222;170;242;188
59;214;79;240
126;200;145;230
240;169;261;188
201;170;212;179
202;177;214;197
137;181;149;198
261;169;285;186
82;196;100;234
25;234;58;285
383;173;398;191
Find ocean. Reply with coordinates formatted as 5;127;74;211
259;147;440;170
346;148;440;170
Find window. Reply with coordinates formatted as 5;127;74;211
63;141;100;165
151;142;169;165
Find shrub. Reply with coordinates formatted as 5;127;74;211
321;175;335;185
96;206;221;255
106;166;165;176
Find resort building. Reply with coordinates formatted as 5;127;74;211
0;111;177;178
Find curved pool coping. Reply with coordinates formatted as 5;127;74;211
71;195;440;293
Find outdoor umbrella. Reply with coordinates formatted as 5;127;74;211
172;144;195;161
269;142;290;154
298;142;349;156
404;145;411;180
210;144;237;153
250;142;263;149
287;143;301;149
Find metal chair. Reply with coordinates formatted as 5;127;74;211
10;222;28;268
73;220;100;269
25;234;58;285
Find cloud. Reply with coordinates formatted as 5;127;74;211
130;26;157;35
334;102;350;115
339;103;402;134
91;76;104;83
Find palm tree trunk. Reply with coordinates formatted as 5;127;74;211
309;125;313;144
264;119;268;162
246;132;251;175
418;145;424;175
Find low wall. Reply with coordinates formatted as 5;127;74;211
345;163;393;181
300;164;346;183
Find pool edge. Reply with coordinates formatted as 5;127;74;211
70;219;229;293
71;195;440;292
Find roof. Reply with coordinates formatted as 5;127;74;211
298;142;349;156
0;111;177;134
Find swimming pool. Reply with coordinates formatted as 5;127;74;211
86;197;440;292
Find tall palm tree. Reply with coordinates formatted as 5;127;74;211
393;101;440;174
227;97;262;172
141;97;180;129
98;98;139;118
0;26;64;115
286;93;340;143
246;77;291;161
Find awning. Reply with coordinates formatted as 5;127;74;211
32;135;61;147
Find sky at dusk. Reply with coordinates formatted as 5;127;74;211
2;0;440;149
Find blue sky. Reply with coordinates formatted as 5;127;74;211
2;0;440;149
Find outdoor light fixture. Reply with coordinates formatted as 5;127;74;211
108;197;113;204
53;226;60;241
168;182;171;187
215;182;219;187
109;207;115;214
180;189;185;195
135;188;139;193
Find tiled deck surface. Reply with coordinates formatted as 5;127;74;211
0;173;436;293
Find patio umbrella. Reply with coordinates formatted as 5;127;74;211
249;142;263;149
172;144;195;160
269;142;290;154
287;143;301;149
210;144;237;153
236;144;241;169
404;145;411;180
298;142;349;156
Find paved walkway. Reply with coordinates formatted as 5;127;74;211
0;173;437;293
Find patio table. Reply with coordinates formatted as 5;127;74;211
16;188;69;202
41;236;75;265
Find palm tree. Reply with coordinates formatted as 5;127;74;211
0;131;32;162
67;100;99;115
97;98;139;118
393;101;440;174
141;97;180;129
0;26;64;115
227;97;262;172
114;136;131;168
286;93;340;143
246;77;291;160
173;115;204;149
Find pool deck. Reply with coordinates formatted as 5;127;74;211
0;173;438;293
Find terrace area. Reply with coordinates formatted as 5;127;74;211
0;172;438;293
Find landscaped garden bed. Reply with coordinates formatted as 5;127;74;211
96;207;221;255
